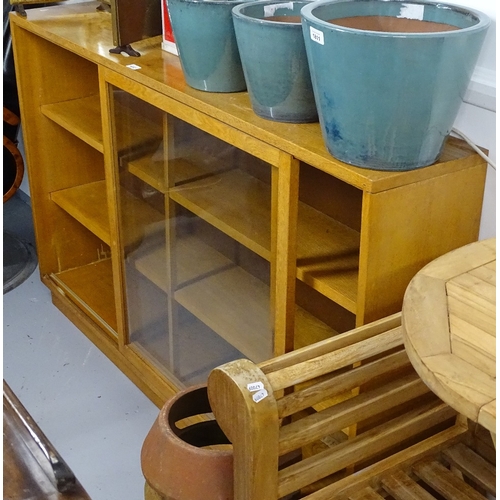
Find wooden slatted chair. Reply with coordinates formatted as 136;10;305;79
207;313;496;499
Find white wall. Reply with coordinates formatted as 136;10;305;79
448;0;496;239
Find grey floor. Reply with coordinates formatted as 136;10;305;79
3;193;160;500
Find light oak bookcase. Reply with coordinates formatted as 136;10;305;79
10;2;487;407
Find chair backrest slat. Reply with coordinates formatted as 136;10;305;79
259;313;402;375
278;372;430;455
277;349;410;418
266;326;403;392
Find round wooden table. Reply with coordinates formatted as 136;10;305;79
402;238;496;440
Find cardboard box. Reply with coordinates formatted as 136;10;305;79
161;0;178;55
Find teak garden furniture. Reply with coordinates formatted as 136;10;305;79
208;305;496;499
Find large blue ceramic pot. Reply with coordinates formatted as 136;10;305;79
232;0;318;123
167;0;249;92
301;0;490;170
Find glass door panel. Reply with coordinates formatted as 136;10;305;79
109;87;274;385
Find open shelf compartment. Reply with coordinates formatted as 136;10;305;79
50;259;117;338
171;167;361;311
50;179;164;248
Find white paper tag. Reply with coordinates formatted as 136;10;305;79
252;389;268;403
398;4;424;21
127;64;142;70
247;381;265;392
310;26;324;45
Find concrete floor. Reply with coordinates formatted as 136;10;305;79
3;193;159;500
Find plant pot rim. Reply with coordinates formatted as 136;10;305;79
232;0;311;25
301;0;490;38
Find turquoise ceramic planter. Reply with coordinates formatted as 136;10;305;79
167;0;248;92
301;0;490;170
232;0;317;123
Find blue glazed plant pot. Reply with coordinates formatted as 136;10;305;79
301;0;490;170
232;0;318;123
167;0;248;92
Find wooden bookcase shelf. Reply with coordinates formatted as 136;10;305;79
51;180;111;244
10;2;488;407
175;266;272;363
42;95;103;152
50;259;117;336
296;203;360;312
50;180;164;248
170;168;272;260
41;93;163;154
171;169;360;311
125;148;236;192
133;237;337;360
132;233;234;291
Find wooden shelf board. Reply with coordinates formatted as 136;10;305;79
174;266;273;363
125;144;236;194
51;180;111;244
297;204;360;313
50;258;117;335
169;168;272;260
295;307;340;350
171;167;359;310
41;93;162;155
130;238;167;293
126;153;166;193
51;180;164;248
174;265;340;362
120;191;165;250
41;94;103;152
131;233;234;292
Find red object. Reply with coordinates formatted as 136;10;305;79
161;0;178;54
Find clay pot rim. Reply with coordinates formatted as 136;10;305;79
158;414;234;457
157;384;234;458
233;0;310;26
301;0;490;38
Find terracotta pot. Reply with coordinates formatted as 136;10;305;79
141;384;233;500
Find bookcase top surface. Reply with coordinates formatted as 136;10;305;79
10;1;484;193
